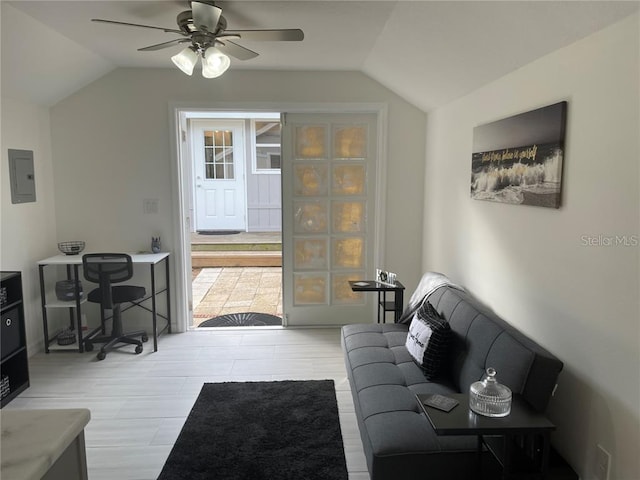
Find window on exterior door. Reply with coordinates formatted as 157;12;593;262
204;130;235;179
253;120;282;173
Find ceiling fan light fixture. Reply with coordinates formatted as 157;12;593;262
202;46;231;78
93;2;304;78
171;46;199;75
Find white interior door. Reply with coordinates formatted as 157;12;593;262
191;120;246;231
281;112;378;326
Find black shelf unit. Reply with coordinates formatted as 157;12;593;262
1;271;30;407
38;262;87;353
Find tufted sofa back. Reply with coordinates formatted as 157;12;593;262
427;286;563;412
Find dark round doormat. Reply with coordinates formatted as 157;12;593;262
198;312;282;327
196;230;241;235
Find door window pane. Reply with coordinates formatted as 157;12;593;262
294;201;328;233
332;273;365;304
294;273;327;305
294;238;328;270
295;126;326;159
213;130;232;145
332;164;366;195
332;237;364;269
332;201;365;233
294;164;329;196
334;125;367;159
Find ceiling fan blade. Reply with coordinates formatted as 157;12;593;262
217;41;259;61
217;34;241;41
138;38;191;52
192;1;222;33
92;18;185;35
226;29;304;42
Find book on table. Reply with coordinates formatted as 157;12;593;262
416;393;459;413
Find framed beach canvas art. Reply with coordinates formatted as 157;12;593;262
471;101;567;208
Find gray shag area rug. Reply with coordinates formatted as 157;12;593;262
198;312;282;327
157;380;348;480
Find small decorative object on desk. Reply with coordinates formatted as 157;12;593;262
469;367;512;417
58;241;85;255
151;237;161;253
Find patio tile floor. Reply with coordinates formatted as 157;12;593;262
191;267;283;327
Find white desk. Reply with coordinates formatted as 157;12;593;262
37;252;171;353
1;408;90;480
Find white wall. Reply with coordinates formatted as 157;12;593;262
1;3;113;107
1;1;114;355
423;13;639;480
48;69;426;327
0;97;62;353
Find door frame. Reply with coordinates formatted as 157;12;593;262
168;102;388;332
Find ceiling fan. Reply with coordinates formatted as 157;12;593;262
92;1;304;78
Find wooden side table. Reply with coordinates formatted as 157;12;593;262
349;280;405;323
417;393;556;479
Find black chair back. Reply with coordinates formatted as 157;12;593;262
82;254;134;308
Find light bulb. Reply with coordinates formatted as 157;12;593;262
171;47;198;76
202;46;230;78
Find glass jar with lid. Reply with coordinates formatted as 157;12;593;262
469;367;512;417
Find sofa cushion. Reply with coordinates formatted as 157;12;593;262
405;301;451;379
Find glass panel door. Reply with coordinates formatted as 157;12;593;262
281;113;378;326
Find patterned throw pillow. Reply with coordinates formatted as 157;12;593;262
405;301;451;380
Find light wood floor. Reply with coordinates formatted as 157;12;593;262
5;328;370;480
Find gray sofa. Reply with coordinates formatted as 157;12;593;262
341;284;563;480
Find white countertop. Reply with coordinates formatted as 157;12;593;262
1;408;91;480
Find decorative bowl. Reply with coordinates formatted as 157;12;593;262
57;329;77;346
58;241;85;256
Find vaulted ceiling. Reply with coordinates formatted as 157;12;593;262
3;1;638;110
